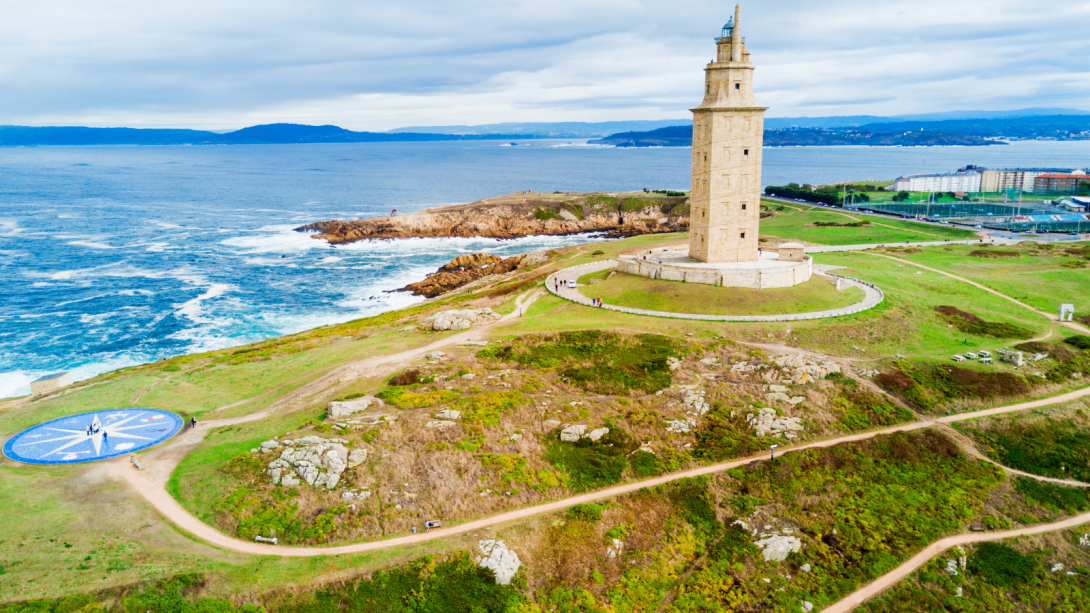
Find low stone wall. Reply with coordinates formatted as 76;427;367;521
547;260;884;322
616;254;812;289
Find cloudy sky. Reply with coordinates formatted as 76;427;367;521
2;0;1088;130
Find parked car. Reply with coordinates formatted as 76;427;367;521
567;279;577;289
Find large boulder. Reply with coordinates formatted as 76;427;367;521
421;308;501;331
328;397;372;420
476;539;522;585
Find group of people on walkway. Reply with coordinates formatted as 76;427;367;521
590;297;603;308
86;423;107;443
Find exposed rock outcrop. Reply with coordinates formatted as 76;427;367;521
263;436;368;489
476;539;522;585
754;533;802;561
421;308;501;331
400;253;526;298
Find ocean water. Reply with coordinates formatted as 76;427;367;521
2;139;1088;397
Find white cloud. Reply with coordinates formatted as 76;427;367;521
0;0;1086;129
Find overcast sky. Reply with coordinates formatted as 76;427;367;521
2;0;1088;130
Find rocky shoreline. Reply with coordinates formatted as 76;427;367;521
398;253;529;298
295;192;690;245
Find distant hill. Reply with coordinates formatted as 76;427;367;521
387;120;692;138
0;123;528;146
589;113;1090;147
588;126;1003;148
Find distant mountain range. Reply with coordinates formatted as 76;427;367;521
2;108;1088;146
0;123;527;146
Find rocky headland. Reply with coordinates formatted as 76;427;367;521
295;192;690;245
399;253;527;298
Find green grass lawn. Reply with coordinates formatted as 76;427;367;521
890;243;1090;316
759;205;976;245
579;273;865;316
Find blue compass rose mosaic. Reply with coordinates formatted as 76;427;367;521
3;409;184;465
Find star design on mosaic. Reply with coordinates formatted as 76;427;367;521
15;412;156;459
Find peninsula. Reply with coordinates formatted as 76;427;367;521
295;191;691;244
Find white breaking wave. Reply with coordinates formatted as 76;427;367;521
220;226;331;254
67;240;117;250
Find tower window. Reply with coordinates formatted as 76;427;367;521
744;149;749;156
735;83;740;90
741;203;746;210
740;232;745;239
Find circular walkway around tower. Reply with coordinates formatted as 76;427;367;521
3;409;184;465
546;259;883;322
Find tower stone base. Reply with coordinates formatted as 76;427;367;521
616;248;812;289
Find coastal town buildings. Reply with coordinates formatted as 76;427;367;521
894;167;1089;193
1033;171;1089;193
893;171;982;193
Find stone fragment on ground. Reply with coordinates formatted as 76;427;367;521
420;308;501;331
667;357;682;371
327;397;372;419
559;424;609;442
425;420;456;430
425;351;446;360
476;539;521;585
754;533;802;561
436;409;461;420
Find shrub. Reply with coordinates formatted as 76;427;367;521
591;249;605;255
276;553;524;612
629;450;665;477
376;387;459;409
567;503;605;521
969;249;1021;259
534;207;560;220
969;542;1038;587
388;369;420;386
478;331;683;395
544;429;637;492
1065;335;1090;350
456;391;523;426
876;362;1029;412
933;306;1032;339
1014;477;1090;514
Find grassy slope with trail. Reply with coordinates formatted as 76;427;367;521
759;203;976;245
1;219;1087;609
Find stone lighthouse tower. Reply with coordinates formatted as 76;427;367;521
689;4;767;263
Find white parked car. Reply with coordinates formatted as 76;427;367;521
567;279;577;289
952;355;966;362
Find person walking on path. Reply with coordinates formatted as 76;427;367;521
190;417;197;429
102;431;108;445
